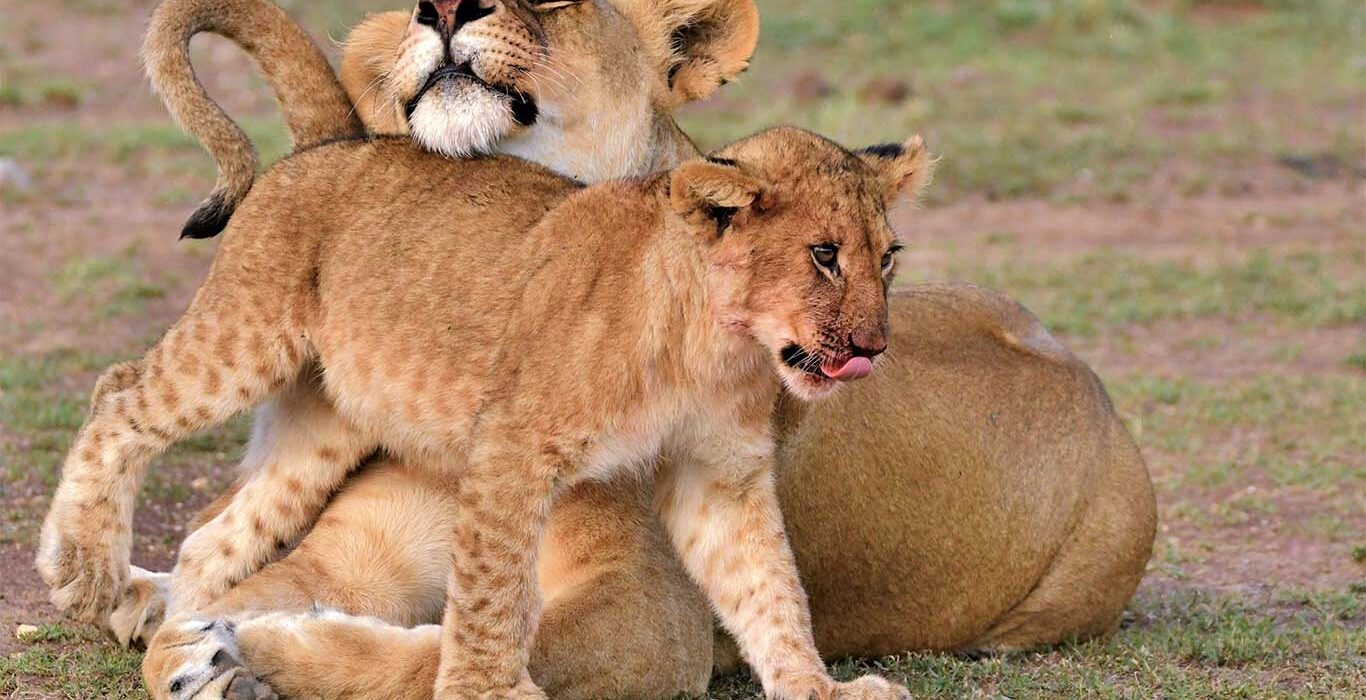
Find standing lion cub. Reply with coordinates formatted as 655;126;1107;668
43;126;931;700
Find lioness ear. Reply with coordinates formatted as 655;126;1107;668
669;158;763;233
619;0;758;105
340;11;411;135
856;135;936;206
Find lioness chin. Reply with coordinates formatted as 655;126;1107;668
63;126;930;700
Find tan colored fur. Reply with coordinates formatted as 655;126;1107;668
42;1;1154;697
140;0;363;238
141;461;712;699
52;128;928;700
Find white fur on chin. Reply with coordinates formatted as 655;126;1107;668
408;87;517;158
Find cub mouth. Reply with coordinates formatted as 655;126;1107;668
404;62;539;127
780;344;874;383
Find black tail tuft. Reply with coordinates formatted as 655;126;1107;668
179;192;237;239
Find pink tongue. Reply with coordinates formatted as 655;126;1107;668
821;356;873;382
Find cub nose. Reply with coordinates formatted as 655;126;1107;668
850;329;888;358
415;0;495;34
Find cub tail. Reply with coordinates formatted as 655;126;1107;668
142;0;363;239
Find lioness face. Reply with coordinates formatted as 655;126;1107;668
343;0;759;180
671;129;935;400
381;0;546;157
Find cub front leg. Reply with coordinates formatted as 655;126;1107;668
658;428;910;700
434;439;557;700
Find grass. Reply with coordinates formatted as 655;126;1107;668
0;349;249;544
0;73;87;109
943;248;1365;336
2;588;1360;700
54;245;167;320
1;1;1363;698
0;625;145;700
0;118;293;185
677;0;1366;203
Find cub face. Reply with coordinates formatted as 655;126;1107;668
342;0;759;180
671;129;935;400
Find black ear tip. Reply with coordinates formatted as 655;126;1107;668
179;194;235;240
858;142;905;159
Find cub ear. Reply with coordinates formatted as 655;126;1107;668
856;135;935;206
669;158;763;233
340;11;412;135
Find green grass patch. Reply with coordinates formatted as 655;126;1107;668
704;588;1365;699
0;625;145;699
677;0;1366;202
4;588;1358;700
0;118;291;177
1106;373;1364;495
0;72;87;109
54;245;167;320
947;249;1364;335
0;350;250;496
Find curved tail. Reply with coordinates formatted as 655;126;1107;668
142;0;363;239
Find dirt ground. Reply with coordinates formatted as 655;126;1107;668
1;0;1362;698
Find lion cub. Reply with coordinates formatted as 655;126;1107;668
43;126;929;700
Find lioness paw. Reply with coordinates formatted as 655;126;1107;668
152;619;277;700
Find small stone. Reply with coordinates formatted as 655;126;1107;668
858;77;912;105
15;624;40;642
787;69;834;103
190;476;210;491
0;158;33;193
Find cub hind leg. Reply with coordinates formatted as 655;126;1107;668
37;266;315;624
169;367;374;615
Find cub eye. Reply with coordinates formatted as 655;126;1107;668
881;244;903;273
810;244;839;272
169;678;186;694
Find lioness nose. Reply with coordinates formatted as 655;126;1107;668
850;329;888;358
415;0;495;34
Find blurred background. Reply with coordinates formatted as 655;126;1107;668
1;0;1362;697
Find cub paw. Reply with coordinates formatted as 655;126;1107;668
148;619;277;700
36;515;125;624
435;674;547;700
109;566;171;648
832;675;911;700
769;671;911;700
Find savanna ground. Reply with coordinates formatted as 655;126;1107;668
1;0;1362;697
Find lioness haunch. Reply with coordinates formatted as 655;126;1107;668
41;126;930;700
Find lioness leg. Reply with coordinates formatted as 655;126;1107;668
142;465;712;699
159;566;706;700
37;294;313;624
169;367;373;614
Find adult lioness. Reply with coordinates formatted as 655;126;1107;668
66;126;930;700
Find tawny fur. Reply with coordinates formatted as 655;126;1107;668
140;0;363;238
55;127;929;700
44;1;1154;697
331;6;1155;667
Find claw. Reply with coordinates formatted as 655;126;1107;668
226;674;279;700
